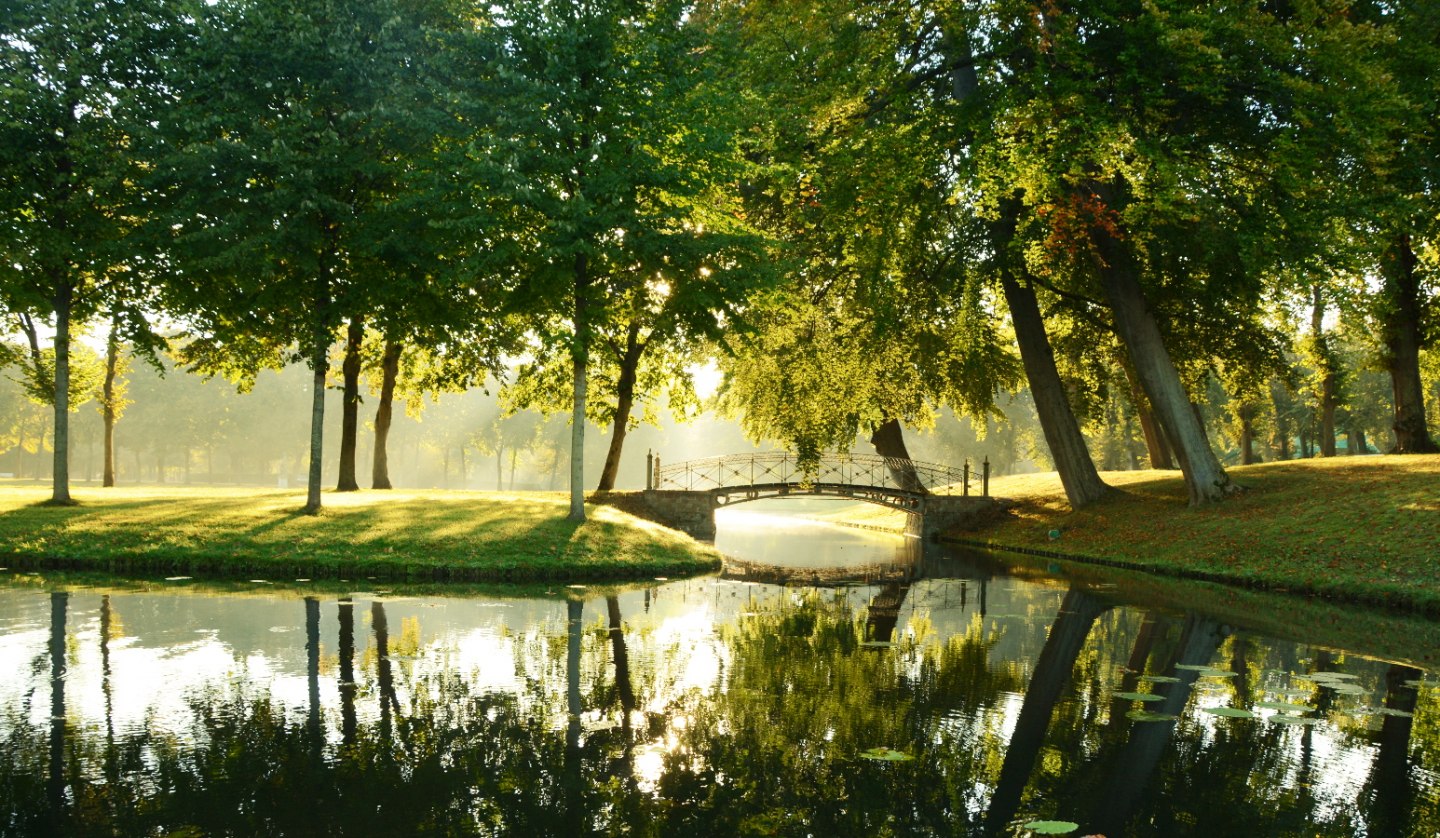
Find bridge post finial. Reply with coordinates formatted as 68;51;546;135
646;450;654;491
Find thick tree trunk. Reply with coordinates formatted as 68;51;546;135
337;598;357;747
1367;664;1422;836
336;315;364;491
1238;405;1258;465
1348;428;1367;455
102;323;120;487
51;285;74;504
1380;235;1439;453
371;340;401;489
1000;272;1111;506
1092;212;1235;504
597;322;643;492
1269;379;1293;460
606;596;636;715
869;417;928;494
304;340;327;514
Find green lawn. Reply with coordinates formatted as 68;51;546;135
0;486;721;582
962;455;1440;614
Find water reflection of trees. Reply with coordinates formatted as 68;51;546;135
0;588;1437;836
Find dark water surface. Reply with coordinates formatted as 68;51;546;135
2;518;1437;837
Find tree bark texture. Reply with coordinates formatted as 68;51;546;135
1238;404;1258;465
868;418;928;494
305;340;327;513
371;339;401;489
102;322;120;487
569;257;590;522
1380;235;1439;453
597;321;643;492
1092;217;1234;504
336;315;364;491
1000;272;1111;506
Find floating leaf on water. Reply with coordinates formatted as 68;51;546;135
1197;668;1238;678
860;641;895;648
1307;671;1359;681
1403;679;1426;689
1202;707;1255;719
1255;701;1312;714
859;747;913;762
1374;708;1415;718
248;580;270;584
1323;683;1368;696
1022;821;1079;835
1140;675;1182;684
164;576;192;582
294;578;311;583
1114;692;1165;702
1126;709;1179;722
1269;714;1318;726
1174;664;1215;671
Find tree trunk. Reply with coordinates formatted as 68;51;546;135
458;445;467;489
1380;235;1439;453
1000;271;1111;506
1348;428;1367;455
509;448;518;490
336;315;364;491
1092;206;1235;504
868;417;929;494
1311;286;1338;457
1238;403;1257;465
1367;664;1422;836
606;596;636;716
50;283;74;504
338;598;357;748
597;322;644;492
47;592;68;829
371;340;401;489
496;444;504;490
102;322;120;487
304;340;327;514
569;256;590;522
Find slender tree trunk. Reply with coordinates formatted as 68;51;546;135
50;283;73;504
1238;404;1258;465
1091;203;1235;504
869;417;929;494
606;596;636;716
1000;270;1111;506
1380;235;1439;453
1311;287;1338;457
496;444;504;490
569;256;590;522
304;339;327;514
102;322;120;487
509;448;518;490
371;340;401;489
337;315;364;491
1349;428;1367;455
597;322;643;492
304;597;321;746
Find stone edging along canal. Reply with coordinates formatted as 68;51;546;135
939;535;1440;618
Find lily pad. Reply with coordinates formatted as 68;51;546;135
1269;714;1318;726
1374;707;1415;718
1126;709;1179;722
1140;675;1182;684
1023;821;1079;835
1174;664;1215;671
1321;683;1368;696
1114;692;1165;702
859;746;913;762
1255;701;1312;714
1202;707;1255;719
1312;671;1359;680
164;576;192;582
1403;679;1426;689
1198;668;1238;678
860;641;896;648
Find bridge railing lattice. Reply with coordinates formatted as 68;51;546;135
651;453;983;496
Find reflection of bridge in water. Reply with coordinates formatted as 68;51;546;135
635;452;1003;540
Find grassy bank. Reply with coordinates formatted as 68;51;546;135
953;455;1440;614
0;486;722;582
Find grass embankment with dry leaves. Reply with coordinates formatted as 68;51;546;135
0;486;722;582
962;455;1440;614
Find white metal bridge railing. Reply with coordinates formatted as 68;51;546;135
645;452;989;497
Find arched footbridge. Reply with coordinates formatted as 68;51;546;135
627;452;1003;541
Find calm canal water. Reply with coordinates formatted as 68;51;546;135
2;512;1437;836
